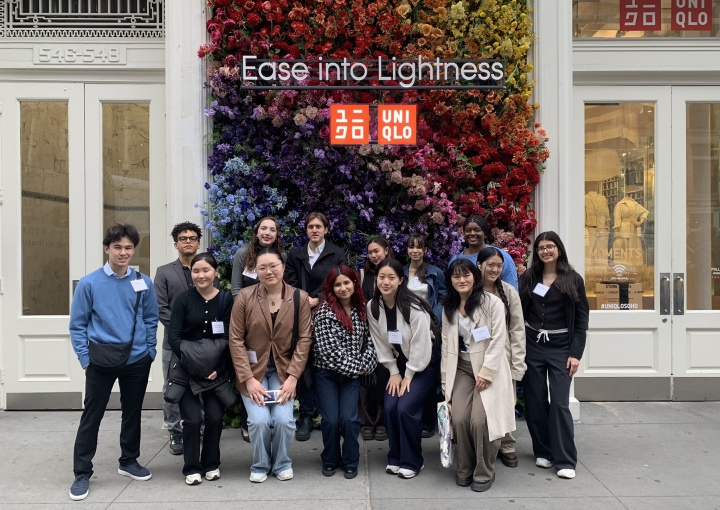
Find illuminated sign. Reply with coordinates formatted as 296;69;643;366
240;56;505;90
330;105;369;145
378;105;416;145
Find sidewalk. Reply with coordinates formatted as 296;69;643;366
1;402;718;509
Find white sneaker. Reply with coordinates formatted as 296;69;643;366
275;468;294;481
185;473;202;485
205;468;220;481
535;458;553;469
397;464;423;479
385;464;400;474
249;472;267;483
557;469;576;479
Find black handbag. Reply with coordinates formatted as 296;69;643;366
291;288;314;395
87;272;143;372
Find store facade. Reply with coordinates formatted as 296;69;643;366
0;1;718;409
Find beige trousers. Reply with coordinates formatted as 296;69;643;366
499;380;517;453
451;357;500;482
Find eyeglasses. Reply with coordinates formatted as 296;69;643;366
178;236;199;243
537;244;556;253
257;263;282;273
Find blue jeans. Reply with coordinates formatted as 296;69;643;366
241;365;296;475
314;368;361;469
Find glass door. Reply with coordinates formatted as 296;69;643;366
671;88;720;399
0;83;87;409
574;86;674;400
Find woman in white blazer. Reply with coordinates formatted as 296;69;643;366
442;258;515;492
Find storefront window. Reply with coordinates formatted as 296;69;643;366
573;1;720;38
584;103;655;311
102;103;151;275
20;102;70;315
686;103;720;310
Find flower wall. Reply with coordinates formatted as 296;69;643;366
200;0;548;270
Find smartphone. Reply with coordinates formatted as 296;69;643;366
263;390;281;403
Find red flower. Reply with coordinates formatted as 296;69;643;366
246;13;261;26
319;125;331;139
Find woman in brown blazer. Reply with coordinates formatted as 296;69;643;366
229;248;312;483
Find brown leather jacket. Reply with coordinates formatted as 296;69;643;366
229;281;313;396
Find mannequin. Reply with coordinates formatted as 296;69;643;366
585;190;610;267
612;196;649;268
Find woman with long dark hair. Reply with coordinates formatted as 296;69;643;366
359;236;393;441
518;232;589;480
441;258;515;492
168;253;234;485
312;265;378;479
231;216;285;295
404;234;446;438
367;259;440;479
476;247;526;468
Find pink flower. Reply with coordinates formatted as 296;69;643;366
319;125;331;139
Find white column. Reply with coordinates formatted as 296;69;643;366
534;2;580;419
164;1;209;256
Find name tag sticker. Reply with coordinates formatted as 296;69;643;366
212;321;224;334
412;277;421;287
131;279;148;292
242;268;258;279
388;330;403;345
247;350;258;364
533;283;550;297
472;326;491;342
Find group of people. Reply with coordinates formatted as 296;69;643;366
68;213;589;501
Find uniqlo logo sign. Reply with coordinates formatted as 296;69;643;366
330;105;369;144
378;105;417;145
671;0;712;31
620;0;661;31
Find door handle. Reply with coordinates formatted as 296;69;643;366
673;273;685;315
660;273;670;315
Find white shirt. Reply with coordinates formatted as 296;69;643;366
103;261;132;279
307;240;326;269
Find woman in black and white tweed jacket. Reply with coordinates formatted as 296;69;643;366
313;265;377;480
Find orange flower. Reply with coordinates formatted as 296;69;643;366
396;1;411;18
419;23;433;36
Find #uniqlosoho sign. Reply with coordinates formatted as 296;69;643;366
239;56;506;90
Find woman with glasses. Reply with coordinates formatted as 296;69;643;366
442;258;515;492
518;232;589;480
476;247;526;468
229;248;313;483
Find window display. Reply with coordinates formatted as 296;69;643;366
584;103;656;310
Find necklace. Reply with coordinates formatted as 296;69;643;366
267;291;282;307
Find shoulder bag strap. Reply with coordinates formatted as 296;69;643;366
129;271;143;343
292;288;300;351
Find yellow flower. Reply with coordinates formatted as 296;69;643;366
419;23;434;36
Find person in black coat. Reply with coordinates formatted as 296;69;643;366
284;212;347;441
168;253;233;486
518;231;589;481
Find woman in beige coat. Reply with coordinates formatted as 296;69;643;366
477;247;526;468
441;258;515;492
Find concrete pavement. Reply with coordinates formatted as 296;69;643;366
1;402;719;509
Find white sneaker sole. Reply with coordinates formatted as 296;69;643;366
117;468;152;481
68;490;88;501
535;458;553;469
185;475;202;485
557;469;576;479
249;473;267;483
205;469;221;481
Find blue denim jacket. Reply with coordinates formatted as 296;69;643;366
403;263;447;326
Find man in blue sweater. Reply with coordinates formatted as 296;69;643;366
68;224;159;501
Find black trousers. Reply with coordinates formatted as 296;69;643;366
179;389;225;476
73;354;152;477
522;327;577;470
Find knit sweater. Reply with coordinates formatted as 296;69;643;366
312;302;377;378
69;267;158;368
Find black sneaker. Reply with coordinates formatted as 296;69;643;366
169;432;183;455
295;413;313;441
69;474;89;501
421;423;435;438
